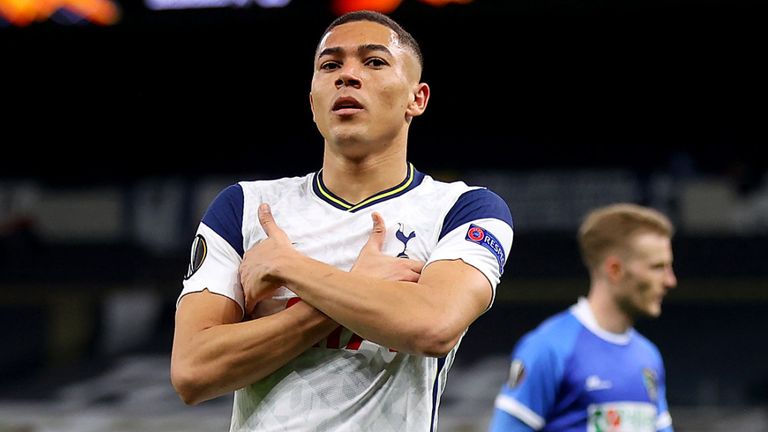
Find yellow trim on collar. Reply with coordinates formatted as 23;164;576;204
316;163;415;212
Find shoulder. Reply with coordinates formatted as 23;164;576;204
203;183;245;219
509;310;585;377
201;173;312;229
421;175;504;201
632;330;665;359
205;174;310;214
428;178;512;226
536;310;581;340
210;182;244;202
517;310;582;354
238;173;313;196
454;187;512;222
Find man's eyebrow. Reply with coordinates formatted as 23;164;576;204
317;47;343;59
317;44;393;60
358;44;392;57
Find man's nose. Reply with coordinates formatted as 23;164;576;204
335;66;362;89
665;266;677;289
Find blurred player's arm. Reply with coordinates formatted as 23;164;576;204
488;410;536;432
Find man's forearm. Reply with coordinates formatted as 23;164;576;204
172;300;337;404
275;255;471;356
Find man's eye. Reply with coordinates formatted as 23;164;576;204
365;58;387;67
320;62;340;71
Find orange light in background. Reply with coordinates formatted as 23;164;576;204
418;0;473;6
0;0;120;26
331;0;403;15
331;0;473;15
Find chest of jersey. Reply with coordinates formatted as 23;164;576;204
245;191;444;271
554;329;661;431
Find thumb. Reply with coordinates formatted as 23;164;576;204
258;203;288;241
363;212;386;251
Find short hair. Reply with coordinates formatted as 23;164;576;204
577;203;674;270
317;10;424;71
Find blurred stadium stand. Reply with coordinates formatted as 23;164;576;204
2;0;767;430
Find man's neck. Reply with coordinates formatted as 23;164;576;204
320;151;408;204
587;288;634;334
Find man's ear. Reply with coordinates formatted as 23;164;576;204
309;92;316;122
406;83;430;118
604;255;624;283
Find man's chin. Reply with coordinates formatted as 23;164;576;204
644;304;663;318
330;129;367;147
631;304;662;321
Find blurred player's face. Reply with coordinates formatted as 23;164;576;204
310;20;427;155
615;232;677;320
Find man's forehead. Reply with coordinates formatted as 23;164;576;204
318;21;402;55
628;232;672;257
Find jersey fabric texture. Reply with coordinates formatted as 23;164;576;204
488;297;673;432
179;163;514;432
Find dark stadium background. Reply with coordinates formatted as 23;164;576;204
4;0;764;180
2;1;767;430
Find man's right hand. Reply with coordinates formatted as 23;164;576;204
239;203;298;315
351;212;424;282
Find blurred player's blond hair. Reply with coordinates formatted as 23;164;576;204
578;203;674;271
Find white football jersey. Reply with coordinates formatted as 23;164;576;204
179;163;514;432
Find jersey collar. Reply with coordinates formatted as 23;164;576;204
312;162;424;213
571;297;634;345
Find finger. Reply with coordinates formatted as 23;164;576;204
363;212;387;251
398;267;422;283
404;259;425;274
407;270;422;282
258;203;289;241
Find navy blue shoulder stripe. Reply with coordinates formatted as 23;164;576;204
201;183;245;257
439;188;513;240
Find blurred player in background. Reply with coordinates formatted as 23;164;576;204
488;203;675;432
170;10;514;432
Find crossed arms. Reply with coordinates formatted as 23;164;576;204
171;203;493;405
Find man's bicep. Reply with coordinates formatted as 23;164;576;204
419;259;492;320
175;290;243;339
171;290;244;399
426;216;513;310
